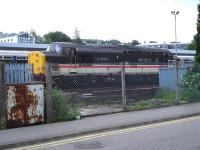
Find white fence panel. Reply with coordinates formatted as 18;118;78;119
5;64;33;84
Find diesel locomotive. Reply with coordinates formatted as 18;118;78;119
28;42;173;75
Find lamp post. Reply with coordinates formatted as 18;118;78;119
171;10;179;103
171;11;179;57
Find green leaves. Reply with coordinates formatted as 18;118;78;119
195;4;200;63
52;89;80;122
181;64;200;102
43;31;72;44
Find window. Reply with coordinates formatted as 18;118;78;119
96;57;109;62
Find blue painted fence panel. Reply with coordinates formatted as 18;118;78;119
5;63;33;84
159;67;188;91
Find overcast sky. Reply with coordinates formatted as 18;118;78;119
0;0;199;43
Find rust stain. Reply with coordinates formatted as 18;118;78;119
7;85;43;128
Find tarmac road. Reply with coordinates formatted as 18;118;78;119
12;116;200;150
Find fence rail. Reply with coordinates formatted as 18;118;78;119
5;63;33;84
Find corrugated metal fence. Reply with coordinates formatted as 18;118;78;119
159;67;188;91
5;63;33;84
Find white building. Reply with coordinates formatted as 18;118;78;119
0;32;35;44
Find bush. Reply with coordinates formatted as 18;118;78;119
181;64;200;102
52;89;80;122
0;118;5;130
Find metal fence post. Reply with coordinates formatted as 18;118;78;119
175;60;179;103
0;62;6;128
121;62;126;110
46;62;53;123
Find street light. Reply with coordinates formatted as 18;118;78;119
171;11;179;58
171;10;179;103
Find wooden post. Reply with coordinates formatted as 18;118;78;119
0;63;6;128
46;62;53;123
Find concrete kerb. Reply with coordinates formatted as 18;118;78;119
1;112;200;150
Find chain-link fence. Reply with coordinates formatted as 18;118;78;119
45;63;163;119
43;61;199;121
0;61;198;128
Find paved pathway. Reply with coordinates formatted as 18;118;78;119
1;102;200;149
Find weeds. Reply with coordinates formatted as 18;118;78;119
52;89;80;122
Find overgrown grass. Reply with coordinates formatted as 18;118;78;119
127;90;179;111
52;89;80;122
155;89;176;101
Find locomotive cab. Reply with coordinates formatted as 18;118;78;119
46;42;77;63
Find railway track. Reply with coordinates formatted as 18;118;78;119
61;85;159;105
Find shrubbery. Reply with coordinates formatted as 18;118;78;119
52;89;80;122
181;64;200;102
0;118;5;130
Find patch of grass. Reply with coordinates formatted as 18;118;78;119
155;89;176;101
127;90;177;111
127;101;153;110
127;99;172;111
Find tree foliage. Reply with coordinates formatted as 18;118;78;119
195;4;200;62
131;40;140;46
30;29;43;43
187;39;196;50
181;64;200;102
43;31;72;44
106;39;121;45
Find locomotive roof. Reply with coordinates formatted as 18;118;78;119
50;42;171;54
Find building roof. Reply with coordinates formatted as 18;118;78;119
0;32;32;39
168;49;196;55
0;43;49;51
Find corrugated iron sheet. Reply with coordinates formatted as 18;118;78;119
159;67;188;91
6;83;44;128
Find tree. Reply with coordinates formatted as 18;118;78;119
43;31;72;44
195;4;200;62
187;39;196;50
30;29;43;43
108;39;121;45
131;40;140;46
73;27;82;44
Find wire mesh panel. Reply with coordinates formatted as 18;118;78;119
123;63;173;111
125;72;160;109
50;63;124;117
